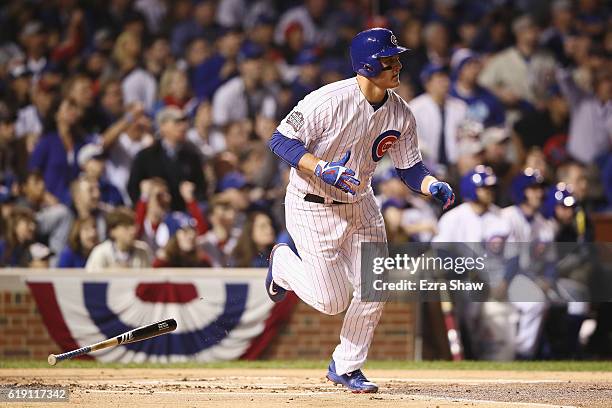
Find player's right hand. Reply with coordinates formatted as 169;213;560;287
429;181;455;210
314;151;361;195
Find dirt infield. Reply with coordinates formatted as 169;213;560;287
2;368;611;408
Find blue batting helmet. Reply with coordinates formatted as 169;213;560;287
542;183;576;218
510;168;545;204
460;165;497;202
350;28;409;78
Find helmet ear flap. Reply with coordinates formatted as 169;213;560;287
361;59;381;77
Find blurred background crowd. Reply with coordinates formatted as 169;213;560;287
0;0;610;359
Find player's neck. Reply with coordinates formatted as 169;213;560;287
519;203;537;217
469;201;489;215
356;75;387;104
429;92;446;107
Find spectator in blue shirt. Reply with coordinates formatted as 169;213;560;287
290;48;321;105
57;216;99;268
189;28;242;101
15;171;74;263
449;49;505;127
28;98;91;205
171;0;222;58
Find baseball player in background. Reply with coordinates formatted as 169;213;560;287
502;168;555;359
266;28;454;393
433;165;515;360
434;165;509;243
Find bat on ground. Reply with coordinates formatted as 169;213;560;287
440;299;463;361
47;318;177;365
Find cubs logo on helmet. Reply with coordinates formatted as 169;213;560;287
372;130;400;162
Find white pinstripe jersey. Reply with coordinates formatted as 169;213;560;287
501;205;556;272
277;77;422;203
501;205;555;243
433;203;510;242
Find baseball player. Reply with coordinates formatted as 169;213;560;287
542;183;589;357
433;165;508;243
433;166;514;360
266;28;454;393
502;168;556;359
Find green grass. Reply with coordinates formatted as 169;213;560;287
1;360;611;371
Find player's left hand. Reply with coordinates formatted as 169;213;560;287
429;181;455;210
314;151;361;195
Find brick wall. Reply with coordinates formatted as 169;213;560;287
0;291;57;359
263;298;414;360
0;289;414;361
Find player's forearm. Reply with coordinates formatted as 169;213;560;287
297;153;321;174
267;131;321;174
421;175;438;195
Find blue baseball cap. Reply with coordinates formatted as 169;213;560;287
542;183;576;218
420;63;448;85
295;48;319;66
238;41;264;62
217;171;247;192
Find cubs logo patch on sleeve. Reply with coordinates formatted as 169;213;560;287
286;110;304;132
371;130;400;162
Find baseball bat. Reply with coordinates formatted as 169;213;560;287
47;318;177;365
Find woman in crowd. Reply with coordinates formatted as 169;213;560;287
155;67;194;113
231;210;276;267
153;212;211;267
57;217;99;268
0;207;37;266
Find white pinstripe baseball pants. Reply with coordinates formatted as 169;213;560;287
271;189;386;375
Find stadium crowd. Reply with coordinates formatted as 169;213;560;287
0;0;610;357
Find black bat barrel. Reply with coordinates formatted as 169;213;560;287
118;319;178;345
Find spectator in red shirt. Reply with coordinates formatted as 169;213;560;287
135;177;208;255
198;192;240;267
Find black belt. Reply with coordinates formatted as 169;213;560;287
304;194;345;205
